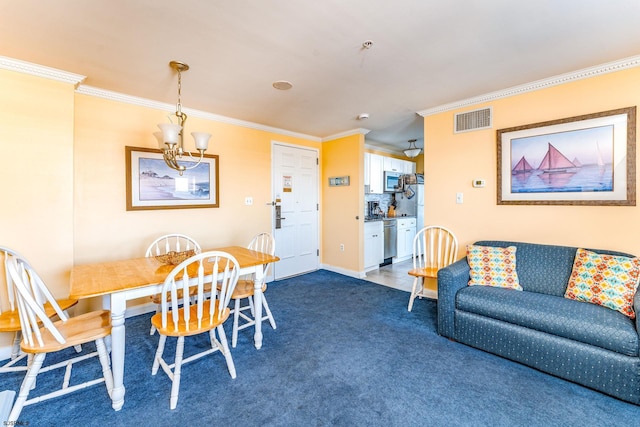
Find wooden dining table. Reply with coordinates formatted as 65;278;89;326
69;245;279;411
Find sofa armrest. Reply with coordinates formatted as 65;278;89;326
635;290;640;335
437;257;470;338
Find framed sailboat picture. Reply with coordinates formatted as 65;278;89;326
497;107;636;206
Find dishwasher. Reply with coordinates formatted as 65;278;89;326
382;219;397;266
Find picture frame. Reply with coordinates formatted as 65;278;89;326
125;146;219;210
497;107;636;206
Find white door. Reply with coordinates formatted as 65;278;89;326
272;143;319;279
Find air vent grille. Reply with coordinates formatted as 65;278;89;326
454;107;492;133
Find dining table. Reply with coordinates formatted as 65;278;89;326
69;245;279;411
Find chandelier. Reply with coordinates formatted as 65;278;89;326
403;139;422;158
154;61;210;175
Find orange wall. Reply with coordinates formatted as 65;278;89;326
73;94;321;264
322;133;364;273
0;69;75;296
423;67;640;257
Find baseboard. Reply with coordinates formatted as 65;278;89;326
0;302;158;363
319;264;365;279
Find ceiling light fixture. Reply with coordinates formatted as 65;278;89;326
404;139;422;158
357;113;369;120
154;61;210;176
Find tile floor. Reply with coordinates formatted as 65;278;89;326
363;259;414;293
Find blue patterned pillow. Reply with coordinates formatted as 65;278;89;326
467;245;522;290
565;248;640;318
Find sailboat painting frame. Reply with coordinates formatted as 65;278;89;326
497;107;636;206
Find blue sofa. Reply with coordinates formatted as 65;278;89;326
437;240;640;405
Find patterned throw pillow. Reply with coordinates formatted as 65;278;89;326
466;245;522;290
565;248;640;319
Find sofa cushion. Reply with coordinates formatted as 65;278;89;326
456;285;639;356
565;248;640;319
466;245;522;290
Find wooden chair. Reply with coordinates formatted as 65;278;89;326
151;251;239;410
0;247;79;373
145;234;201;335
226;232;277;348
407;226;458;311
5;255;113;423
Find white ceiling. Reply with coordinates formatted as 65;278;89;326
2;1;640;153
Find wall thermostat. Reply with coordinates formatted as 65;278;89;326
472;179;486;188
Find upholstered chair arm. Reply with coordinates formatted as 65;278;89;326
437;257;470;339
635;289;640;335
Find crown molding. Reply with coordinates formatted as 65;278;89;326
418;54;640;117
76;85;323;142
322;128;370;142
0;56;85;86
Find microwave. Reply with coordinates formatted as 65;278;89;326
384;171;402;192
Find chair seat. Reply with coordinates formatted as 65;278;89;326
220;279;267;299
408;267;439;279
21;310;111;354
0;299;78;332
151;301;230;337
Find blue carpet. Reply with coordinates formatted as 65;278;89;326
2;270;639;426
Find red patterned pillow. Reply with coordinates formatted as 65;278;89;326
565;248;640;318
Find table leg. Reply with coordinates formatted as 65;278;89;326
109;294;126;410
253;267;263;349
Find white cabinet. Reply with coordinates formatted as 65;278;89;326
364;153;414;194
383;156;403;173
364;221;384;270
364;152;370;187
383;156;415;174
396;217;417;261
368;154;384;194
403;160;416;174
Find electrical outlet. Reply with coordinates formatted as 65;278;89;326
340;244;345;251
244;197;253;206
456;192;463;204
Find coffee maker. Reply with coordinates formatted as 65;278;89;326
367;201;381;219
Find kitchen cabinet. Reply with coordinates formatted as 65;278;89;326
396;217;417;261
383;156;403;173
364;221;384;270
403;160;416;174
383;156;415;174
368;153;384;194
364;153;413;194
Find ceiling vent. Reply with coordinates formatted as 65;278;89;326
454;107;492;133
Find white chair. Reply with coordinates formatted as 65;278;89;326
5;256;113;423
145;234;201;335
227;232;277;348
151;251;239;410
407;226;458;311
0;247;79;373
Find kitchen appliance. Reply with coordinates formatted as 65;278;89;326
383;171;402;192
382;218;397;265
366;201;381;219
395;182;424;231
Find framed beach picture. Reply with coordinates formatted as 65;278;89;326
126;146;219;210
497;107;636;206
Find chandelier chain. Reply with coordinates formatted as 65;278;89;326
176;69;183;116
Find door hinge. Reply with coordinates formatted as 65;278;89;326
317;203;319;211
317;249;319;256
316;158;319;165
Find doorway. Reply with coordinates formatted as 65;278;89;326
271;143;319;279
